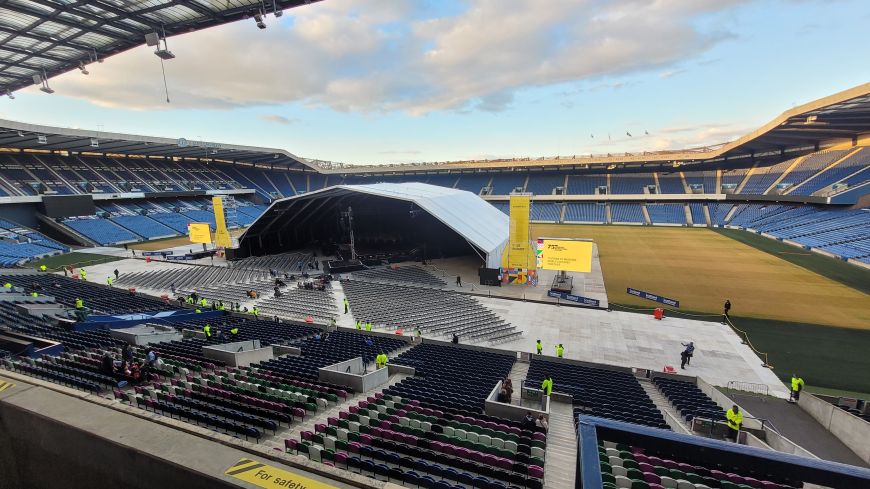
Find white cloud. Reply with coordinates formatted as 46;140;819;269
257;114;298;125
47;0;748;114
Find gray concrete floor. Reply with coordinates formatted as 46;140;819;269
729;393;868;467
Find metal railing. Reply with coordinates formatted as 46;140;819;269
726;380;770;397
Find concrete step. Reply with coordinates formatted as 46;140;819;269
509;360;530;404
544;401;577;489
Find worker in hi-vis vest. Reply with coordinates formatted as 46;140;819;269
203;324;212;338
725;405;743;442
555;344;564;358
536;340;543;355
789;375;805;403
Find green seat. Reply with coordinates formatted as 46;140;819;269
602;483;617;489
304;403;317;412
335;440;348;451
622;459;639;470
626;468;643;480
530;456;545;467
359;425;371;434
338;420;349;429
348;413;359;422
347;432;360;442
322;449;335;461
312;433;324;444
670;469;686;480
326;426;337;436
601;472;615;484
630;480;649;489
686;473;702;484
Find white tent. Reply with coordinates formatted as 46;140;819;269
240;182;509;268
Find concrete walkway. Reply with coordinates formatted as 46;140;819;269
729;393;867;468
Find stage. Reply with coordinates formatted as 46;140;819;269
416;245;609;309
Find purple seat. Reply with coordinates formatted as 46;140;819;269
336;390;348;398
293;408;306;420
349;405;359;414
744;477;762;488
648;484;665;489
638;462;655;473
315;423;327;433
360;434;373;445
339;411;349;420
348;442;361;453
643;473;661;484
533;432;546;442
284;439;298;453
335;452;348;466
301;431;313;441
528;465;544;479
380;420;391;429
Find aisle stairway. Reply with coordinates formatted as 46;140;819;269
544;401;577;489
640;379;692;434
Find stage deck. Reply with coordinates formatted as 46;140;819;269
419;249;609;308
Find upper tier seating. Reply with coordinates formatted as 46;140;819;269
652;376;725;423
110;215;178;239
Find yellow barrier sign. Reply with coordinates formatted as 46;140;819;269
188;223;211;244
224;458;339;489
0;379;15;392
508;195;531;269
536;239;593;273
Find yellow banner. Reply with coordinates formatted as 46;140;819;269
224;458;338;489
537;239;593;273
508;195;531;269
188;223;211;244
212;196;233;248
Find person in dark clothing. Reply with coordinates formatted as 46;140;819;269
680;350;689;369
456;275;462;287
452;334;459;344
723;299;731;323
521;412;536;430
681;341;695;366
121;343;133;363
113;269;119;280
101;353;115;375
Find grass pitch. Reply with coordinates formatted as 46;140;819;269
530;224;870;330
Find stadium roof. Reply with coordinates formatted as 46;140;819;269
317;82;870;174
241;182;510;268
0;117;316;169
0;0;320;94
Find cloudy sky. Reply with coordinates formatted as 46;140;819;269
1;0;868;164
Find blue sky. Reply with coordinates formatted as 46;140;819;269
0;0;868;165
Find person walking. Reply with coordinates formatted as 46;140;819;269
723;299;732;324
113;269;120;280
356;320;362;331
555;344;564;358
788;374;805;403
536;339;543;355
79;268;87;281
725;404;743;442
681;341;695;367
456;275;462;287
202;324;212;339
365;321;372;332
106;276;114;287
343;297;349;314
252;306;259;318
680;349;689;370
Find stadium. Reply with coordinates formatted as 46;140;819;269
0;2;869;489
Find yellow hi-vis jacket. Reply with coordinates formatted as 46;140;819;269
726;408;743;431
541;378;553;396
791;376;804;392
556;345;564;357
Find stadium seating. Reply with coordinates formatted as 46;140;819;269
525;174;565;195
683;171;717;194
740;159;795;194
688;203;706;225
652;376;726;423
62;217;140;245
349;266;446;287
455;175;491;194
610;174;655;195
656;173;685;194
526;358;668;430
645;204;685;225
110;215;178;239
790;147;870;195
596;438;800;489
611;203;645;224
566;174;607;195
775;150;849;193
530;202;562;222
488;174;527;195
564;203;606;223
342;279;520;343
